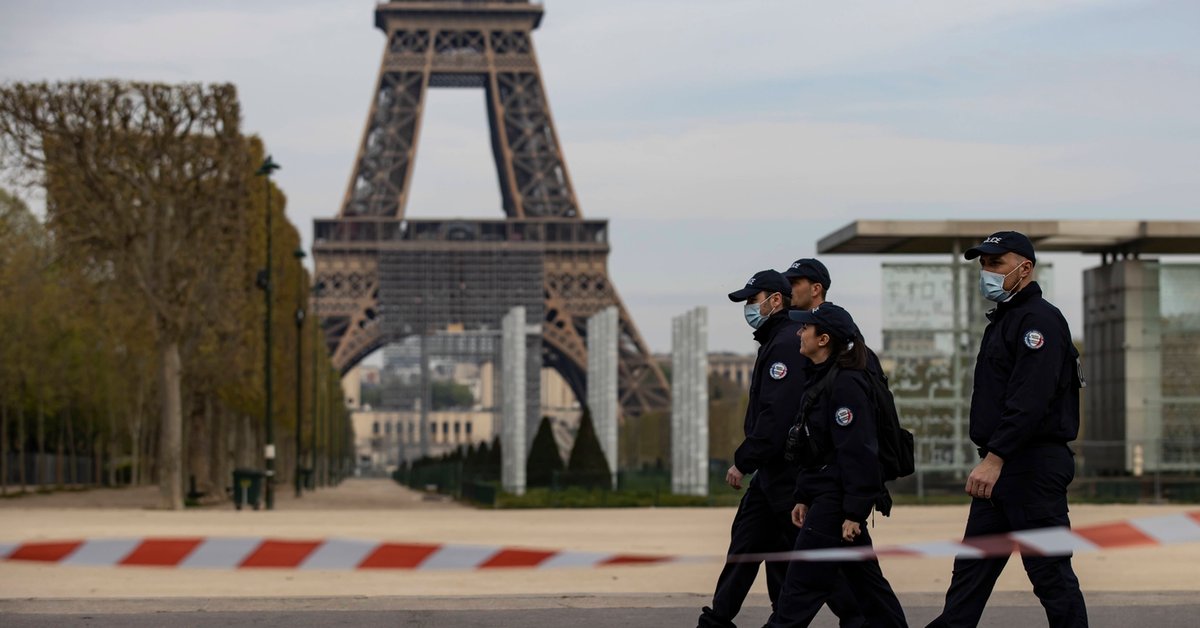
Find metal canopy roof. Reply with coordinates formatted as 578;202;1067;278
818;220;1200;255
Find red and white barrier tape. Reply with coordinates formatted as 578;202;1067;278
730;510;1200;564
0;537;684;570
2;510;1197;570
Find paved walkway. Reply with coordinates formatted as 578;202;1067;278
1;480;1197;606
0;477;463;511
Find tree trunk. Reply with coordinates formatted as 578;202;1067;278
17;401;26;493
1;403;8;495
157;340;184;510
107;423;118;487
131;377;144;486
187;392;213;499
55;417;64;489
66;409;77;485
130;424;141;486
208;400;228;500
36;400;44;487
92;415;102;487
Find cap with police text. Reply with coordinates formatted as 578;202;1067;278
728;269;792;303
787;301;858;343
964;231;1037;265
782;258;832;291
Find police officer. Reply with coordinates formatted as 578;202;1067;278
768;302;908;628
926;231;1088;627
699;270;862;628
782;258;831;312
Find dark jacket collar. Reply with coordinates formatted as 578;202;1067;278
804;357;834;380
753;311;790;344
987;281;1042;321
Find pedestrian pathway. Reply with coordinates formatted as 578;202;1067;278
273;477;464;511
0;478;464;511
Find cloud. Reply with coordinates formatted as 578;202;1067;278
538;0;1122;99
566;116;1135;222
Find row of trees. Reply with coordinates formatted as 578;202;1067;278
0;80;351;508
397;408;614;495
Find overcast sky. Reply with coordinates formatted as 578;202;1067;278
2;0;1197;355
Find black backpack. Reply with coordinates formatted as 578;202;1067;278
864;350;916;484
793;354;915;516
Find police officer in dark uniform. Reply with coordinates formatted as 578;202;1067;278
699;270;863;628
768;302;908;628
782;258;832;312
926;231;1088;628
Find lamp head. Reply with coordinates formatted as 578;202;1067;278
256;154;281;176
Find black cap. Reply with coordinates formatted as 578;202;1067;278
964;231;1037;265
788;301;858;344
782;258;831;291
728;269;792;303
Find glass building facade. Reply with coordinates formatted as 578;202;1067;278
880;261;1053;475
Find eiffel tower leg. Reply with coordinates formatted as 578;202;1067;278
339;65;430;219
542;253;671;417
314;253;382;374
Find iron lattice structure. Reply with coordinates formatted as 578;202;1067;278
313;0;671;422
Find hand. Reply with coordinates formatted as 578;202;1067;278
726;465;744;490
965;453;1004;499
842;520;861;542
791;503;807;528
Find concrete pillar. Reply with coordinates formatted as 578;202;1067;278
671;307;708;496
587;306;619;489
501;307;527;495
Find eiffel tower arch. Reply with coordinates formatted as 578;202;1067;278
312;0;671;431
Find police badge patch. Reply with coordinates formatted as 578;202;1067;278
1024;330;1045;350
835;407;854;427
769;362;788;380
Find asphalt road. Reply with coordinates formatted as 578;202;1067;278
3;593;1198;627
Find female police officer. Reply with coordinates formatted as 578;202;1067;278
767;302;908;628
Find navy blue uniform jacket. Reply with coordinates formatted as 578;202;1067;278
792;361;884;523
971;282;1080;467
734;312;809;512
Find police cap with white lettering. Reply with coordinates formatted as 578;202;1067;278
728;269;792;303
782;258;831;292
964;231;1037;265
787;301;858;344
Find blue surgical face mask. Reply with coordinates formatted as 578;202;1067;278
744;293;780;329
979;264;1025;303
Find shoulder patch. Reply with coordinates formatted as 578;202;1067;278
835;407;854;427
769;362;788;380
1023;330;1045;350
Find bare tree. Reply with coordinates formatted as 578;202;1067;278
0;81;249;508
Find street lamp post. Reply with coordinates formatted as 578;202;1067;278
311;278;324;488
255;154;280;510
294;248;306;498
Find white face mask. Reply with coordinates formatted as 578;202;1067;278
979;263;1025;303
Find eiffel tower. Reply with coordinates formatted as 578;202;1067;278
312;0;671;429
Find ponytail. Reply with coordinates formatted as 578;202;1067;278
814;326;868;370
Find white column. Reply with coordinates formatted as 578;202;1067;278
501;307;527;495
671;307;708;496
587;306;619;489
693;307;709;495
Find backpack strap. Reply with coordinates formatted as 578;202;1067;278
795;365;839;430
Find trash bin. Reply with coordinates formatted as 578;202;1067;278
300;467;315;491
232;468;265;510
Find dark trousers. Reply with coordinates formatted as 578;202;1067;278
767;492;907;628
699;484;865;628
927;446;1088;628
